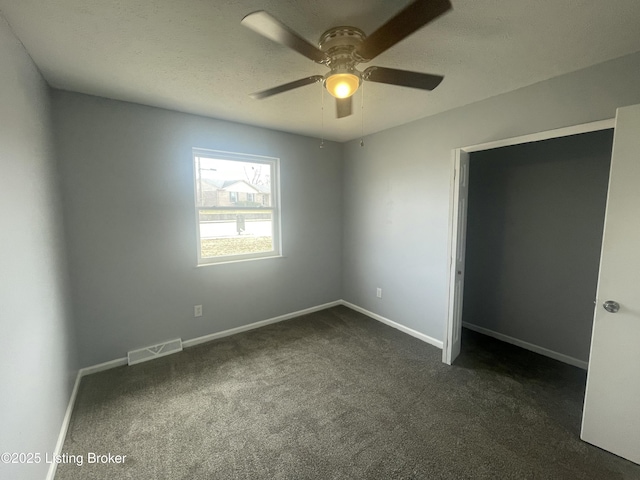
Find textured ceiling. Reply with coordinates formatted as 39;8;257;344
2;0;640;142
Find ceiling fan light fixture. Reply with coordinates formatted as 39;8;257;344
242;0;452;117
325;72;360;99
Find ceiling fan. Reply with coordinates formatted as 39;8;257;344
241;0;452;118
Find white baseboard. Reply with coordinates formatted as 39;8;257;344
75;300;441;376
182;300;343;348
75;301;344;377
462;322;588;370
80;357;128;376
341;301;444;349
46;371;82;480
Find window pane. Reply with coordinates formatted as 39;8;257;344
193;149;280;265
195;156;271;207
199;209;274;259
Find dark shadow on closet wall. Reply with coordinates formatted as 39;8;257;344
463;129;614;363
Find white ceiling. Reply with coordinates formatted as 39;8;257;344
2;1;640;142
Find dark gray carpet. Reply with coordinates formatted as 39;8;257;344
56;306;640;479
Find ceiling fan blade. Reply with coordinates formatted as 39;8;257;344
363;66;443;91
336;97;352;118
355;0;452;61
241;11;329;64
249;76;323;100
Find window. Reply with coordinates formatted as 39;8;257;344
193;149;280;265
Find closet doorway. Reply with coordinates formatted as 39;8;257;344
444;119;614;365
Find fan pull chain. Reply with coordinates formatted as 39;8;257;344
360;82;365;147
320;84;325;149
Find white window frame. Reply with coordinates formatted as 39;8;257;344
193;148;281;266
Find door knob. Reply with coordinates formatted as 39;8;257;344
603;300;620;313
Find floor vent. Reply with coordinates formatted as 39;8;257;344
127;338;183;366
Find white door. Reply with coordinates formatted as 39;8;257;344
581;104;640;464
444;149;469;364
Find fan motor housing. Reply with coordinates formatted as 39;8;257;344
319;27;366;66
319;26;366;51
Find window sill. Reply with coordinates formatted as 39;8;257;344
196;254;285;268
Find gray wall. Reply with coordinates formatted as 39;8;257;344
463;130;613;362
53;91;343;367
0;16;77;480
342;52;640;344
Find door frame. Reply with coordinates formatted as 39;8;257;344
443;118;615;365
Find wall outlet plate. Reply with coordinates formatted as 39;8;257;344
194;305;203;317
376;288;382;298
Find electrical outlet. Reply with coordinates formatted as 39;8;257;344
376;288;382;299
194;305;203;317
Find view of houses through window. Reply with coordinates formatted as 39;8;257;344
193;149;280;264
